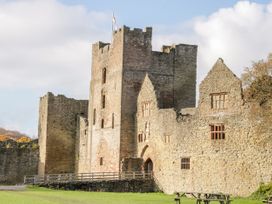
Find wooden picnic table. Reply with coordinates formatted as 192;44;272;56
176;192;232;204
263;195;272;204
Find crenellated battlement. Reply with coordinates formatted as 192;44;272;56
113;25;152;36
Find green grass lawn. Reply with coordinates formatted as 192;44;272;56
0;187;263;204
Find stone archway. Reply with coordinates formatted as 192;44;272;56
144;158;153;173
140;145;149;158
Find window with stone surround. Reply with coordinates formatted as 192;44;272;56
145;122;150;139
210;92;228;110
101;94;106;109
181;157;190;169
101;119;104;129
210;124;225;140
138;133;143;143
164;135;170;143
102;68;107;84
142;101;151;117
100;157;103;166
93;109;96;125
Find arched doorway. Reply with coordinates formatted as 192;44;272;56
144;158;153;173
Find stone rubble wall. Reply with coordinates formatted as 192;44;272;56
39;179;155;192
38;92;88;175
0;140;39;184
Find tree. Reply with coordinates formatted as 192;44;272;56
242;54;272;105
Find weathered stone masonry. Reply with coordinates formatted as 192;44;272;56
37;25;272;196
136;59;272;196
88;26;197;173
0;140;39;184
38;92;88;175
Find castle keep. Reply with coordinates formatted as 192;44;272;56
38;26;272;196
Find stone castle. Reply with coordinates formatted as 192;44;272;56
37;26;272;196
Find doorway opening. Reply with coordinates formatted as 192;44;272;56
144;158;153;173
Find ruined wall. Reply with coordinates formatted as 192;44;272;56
75;115;89;173
0;140;39;184
38;92;88;175
38;93;48;176
136;60;272;196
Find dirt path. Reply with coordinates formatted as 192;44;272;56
0;185;26;191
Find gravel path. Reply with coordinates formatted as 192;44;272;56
0;185;26;191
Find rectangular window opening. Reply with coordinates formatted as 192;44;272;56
210;124;225;140
181;157;190;170
100;157;103;166
210;93;228;110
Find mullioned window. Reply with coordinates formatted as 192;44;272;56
210;92;228;110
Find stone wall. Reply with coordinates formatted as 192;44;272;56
136;59;272;196
38;92;88;175
75;115;89;173
0;140;39;184
39;179;155;192
89;26;197;173
88;30;124;173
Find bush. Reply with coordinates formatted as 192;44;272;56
251;182;272;200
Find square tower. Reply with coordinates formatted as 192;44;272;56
88;26;197;172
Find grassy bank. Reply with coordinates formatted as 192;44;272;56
0;187;263;204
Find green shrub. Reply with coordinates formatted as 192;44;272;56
251;182;272;200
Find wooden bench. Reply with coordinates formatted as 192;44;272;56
176;192;232;204
201;198;232;204
174;193;181;204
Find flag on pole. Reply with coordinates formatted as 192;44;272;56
112;12;117;31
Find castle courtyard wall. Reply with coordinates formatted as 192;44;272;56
0;140;39;184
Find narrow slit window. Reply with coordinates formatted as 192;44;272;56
102;68;107;84
138;133;143;143
102;94;106;109
112;113;114;129
93;109;96;125
101;119;104;129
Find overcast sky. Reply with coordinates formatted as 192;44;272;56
0;0;272;137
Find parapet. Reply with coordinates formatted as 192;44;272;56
160;44;197;54
113;25;152;36
93;25;153;55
